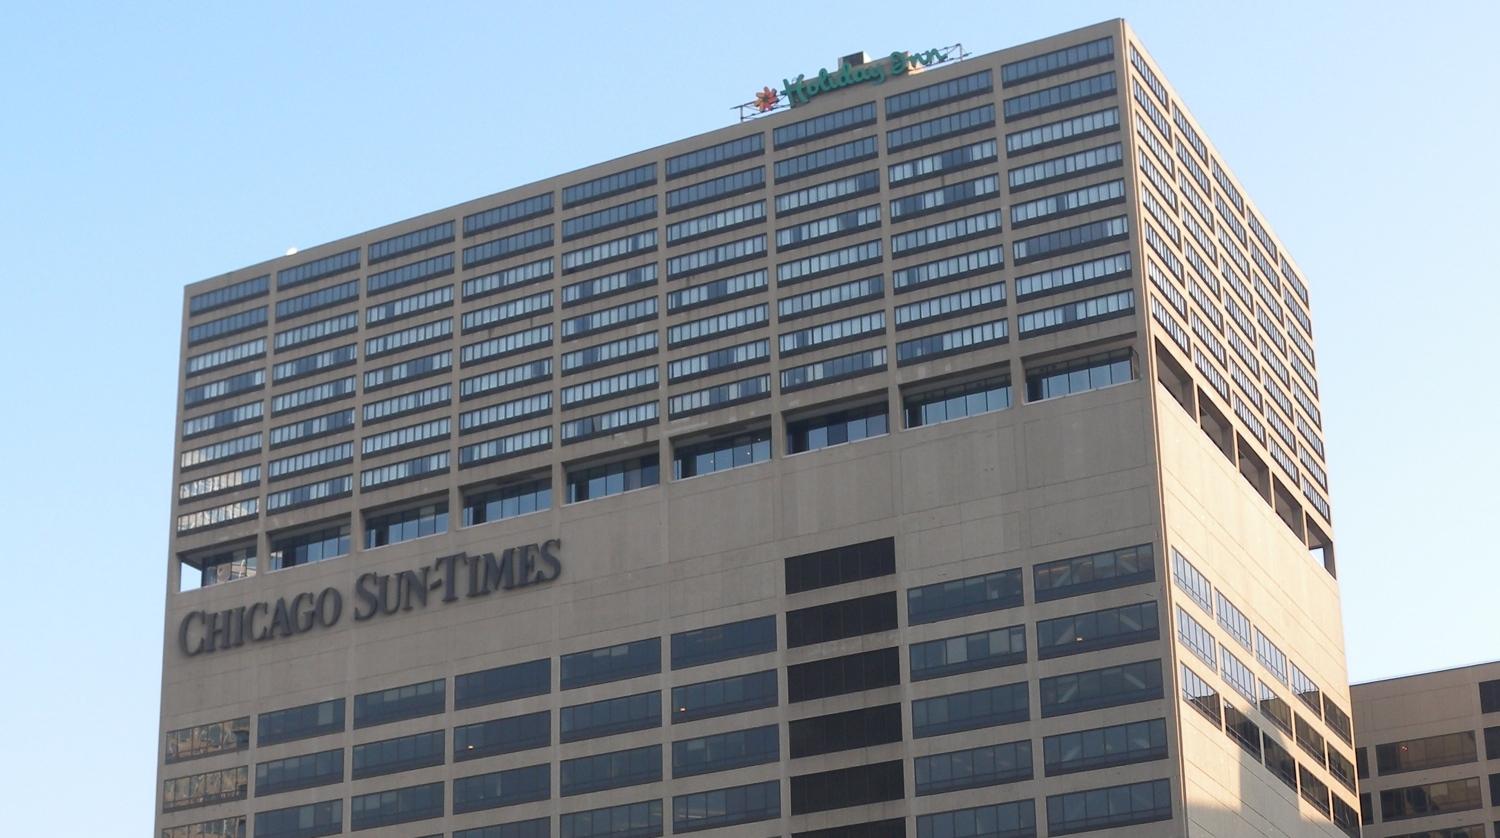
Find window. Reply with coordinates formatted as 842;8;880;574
162;765;248;812
1006;107;1119;155
887;104;995;151
895;281;1006;329
354;678;445;729
561;691;661;742
454;710;550;761
271;376;356;416
563;162;656;207
672;669;777;723
364;501;448;548
889;174;999;220
1254;628;1290;684
1009;143;1122;191
1259;681;1292;734
671;615;776;668
790;704;902;758
1175;605;1215;668
1045;778;1171;836
181;544;257;589
462;479;551;527
564;263;657;306
672;429;772;478
776;204;880;250
464;193;553;237
162;816;246;838
786;403;888;452
186;337;266;378
917;801;1035;838
561;744;662;796
1012;216;1128;265
912;682;1029;737
1181;664;1221;724
176;499;258;534
1380;778;1484;821
911;624;1027;679
560;637;660;689
1044;717;1167;776
666;234;766;279
185;369;265;406
1039;659;1163;717
1025;349;1133;401
773;102;876;148
1037;601;1159;659
780;275;883;321
787;591;898;647
187;306;269;350
274;311;356;351
668;337;768;382
562;196;657;240
191;274;269;315
560;800;662;838
352;730;444;779
1001;36;1113;85
253;801;340;838
664;167;764;212
780;348;887;391
1376;731;1478;775
672;724;779;777
565;452;660;502
258;698;344;746
165;717;250;764
458;426;550;467
255;748;343;796
261;475;346;515
667;302;767;346
560;297;656;340
667;133;764;179
776;170;880;215
1214;591;1252;649
788;647;901;702
1262;736;1298;790
1328;747;1356;792
1292;663;1323;715
889;138;998;185
277;249;360;290
349;783;445;830
1033;543;1154;601
776;239;882;285
1011;180;1125;227
181;432;262;470
561;230;655;273
454;818;549;838
784;536;894;594
452;764;550;814
1003;71;1116;121
1486;726;1500;759
777;136;878;182
459;391;550;433
916;740;1031;795
907;568;1022;625
667;269;767;313
1223;703;1262;759
790;760;903;814
268;525;350;571
673;780;780;833
461;360;550;402
1294;713;1327;766
1016;289;1132;337
886;69;992;116
668;373;770;418
463;257;553;300
1220;646;1256;701
891;211;1001;256
463;291;553;333
462;226;553;269
454;657;550;709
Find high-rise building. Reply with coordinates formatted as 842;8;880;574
157;19;1352;838
1351;662;1500;837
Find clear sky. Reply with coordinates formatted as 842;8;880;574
0;0;1496;830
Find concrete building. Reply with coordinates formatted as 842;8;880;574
1352;662;1500;837
156;19;1353;838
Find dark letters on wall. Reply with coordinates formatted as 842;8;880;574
178;540;562;657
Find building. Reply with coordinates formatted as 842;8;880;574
156;18;1352;838
1351;662;1500;837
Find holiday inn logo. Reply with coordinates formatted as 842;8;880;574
773;47;954;108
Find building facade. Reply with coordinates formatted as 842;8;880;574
1352;662;1500;837
157;19;1352;838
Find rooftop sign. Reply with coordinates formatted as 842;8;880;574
737;45;966;120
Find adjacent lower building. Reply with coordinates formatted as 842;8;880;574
1352;662;1500;837
157;18;1353;838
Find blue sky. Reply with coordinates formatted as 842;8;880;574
0;0;1496;831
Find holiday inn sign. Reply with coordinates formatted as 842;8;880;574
757;47;958;111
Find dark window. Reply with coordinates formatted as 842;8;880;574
1000;36;1113;86
368;220;454;263
1380;777;1483;821
1259;681;1293;735
464;193;553;237
455;710;551;761
786;402;889;450
253;801;340;838
1224;703;1262;760
1039;659;1162;717
775;136;878;182
1480;678;1500;713
1043;718;1167;776
1011;216;1129;265
916;800;1035;838
1324;700;1352;745
563;163;657;208
275;279;358;320
784;537;895;594
367;253;455;295
354;678;445;728
791;759;903;814
1377;730;1477;775
561;744;662;796
565;452;660;503
887;69;993;117
673;724;779;778
455;658;551;710
907;569;1023;625
1299;766;1330;815
773;102;877;149
912;681;1029;738
902;376;1012;427
672;780;780;833
560;637;660;689
1295;713;1327;766
1330;796;1360;838
1033;543;1154;601
1045;777;1171;835
788;647;900;702
1327;747;1355;792
796;819;905;838
452;764;550;814
1356;746;1368;779
560;691;660;742
463;479;552;526
671;615;776;669
887;104;995;151
462;226;554;270
190;274;269;315
672;428;772;475
910;624;1027;680
364;501;448;548
563;196;657;240
667;133;765;179
453;817;549;838
790;703;902;758
1485;726;1500;759
672;669;778;723
1180;664;1220;725
350;781;444;830
1002;72;1117;121
1262;737;1297;790
1036;601;1157;659
188;306;268;345
165;717;250;764
162;766;248;813
560;800;662;838
1025;349;1134;402
787;591;898;647
257;698;344;746
1291;663;1323;716
916;740;1032;795
1359;792;1372;825
352;730;444;779
277;248;359;289
255;748;342;796
665;167;765;213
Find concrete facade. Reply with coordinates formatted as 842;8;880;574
158;19;1352;838
1353;662;1500;837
